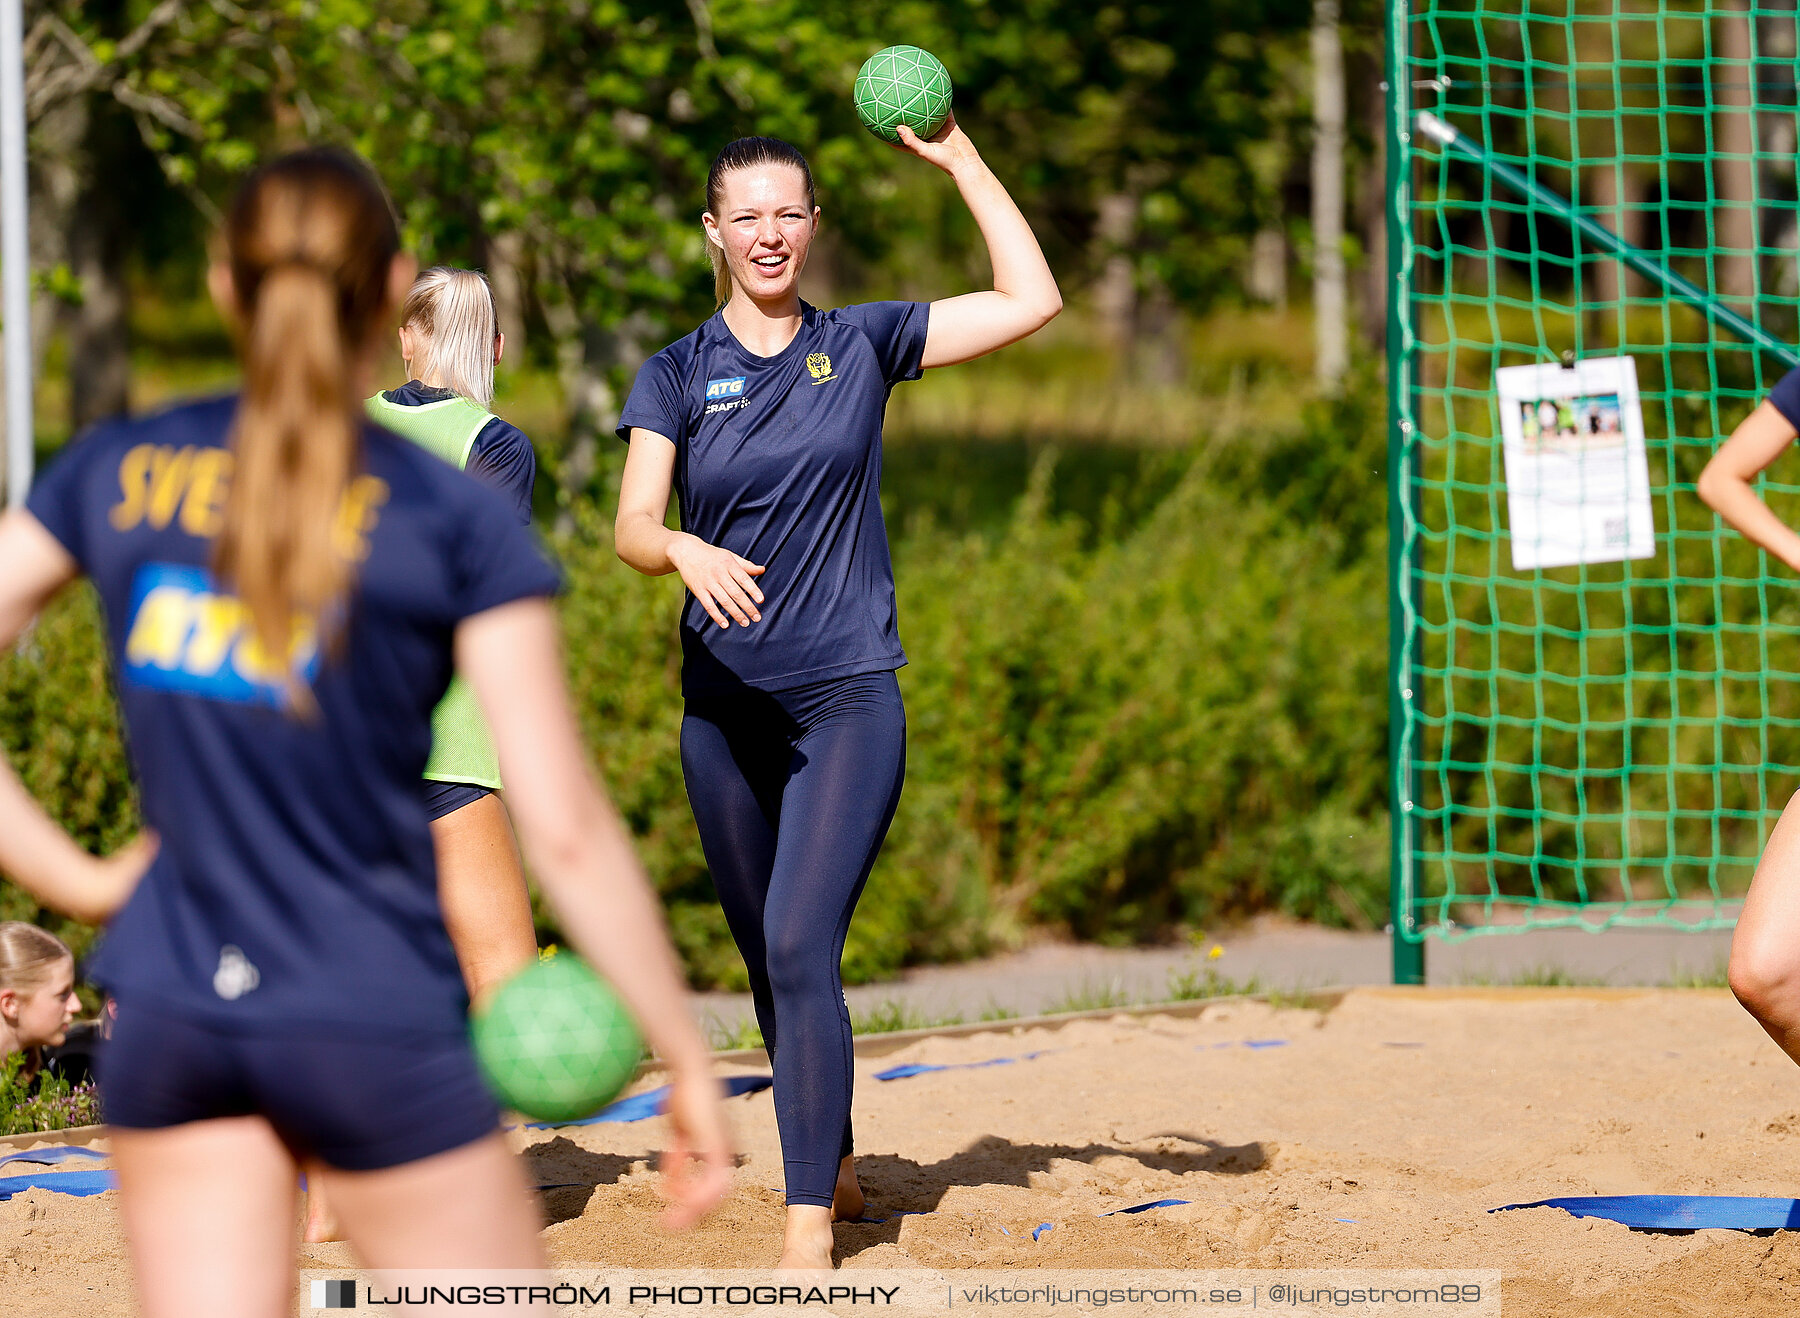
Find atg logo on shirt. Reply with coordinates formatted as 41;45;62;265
122;562;321;706
705;375;750;416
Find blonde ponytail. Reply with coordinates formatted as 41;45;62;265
401;267;499;407
211;149;400;711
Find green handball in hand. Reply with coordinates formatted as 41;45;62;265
853;45;954;144
470;951;642;1123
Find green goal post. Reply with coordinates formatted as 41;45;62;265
1387;0;1800;982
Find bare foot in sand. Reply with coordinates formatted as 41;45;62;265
831;1155;864;1222
778;1204;835;1270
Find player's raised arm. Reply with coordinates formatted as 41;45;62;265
1697;400;1800;569
891;113;1062;369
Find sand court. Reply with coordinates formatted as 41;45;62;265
5;988;1800;1315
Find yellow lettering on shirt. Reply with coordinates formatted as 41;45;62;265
107;446;384;553
179;448;234;539
333;475;390;563
183;594;246;677
124;585;195;670
145;447;195;530
108;444;157;531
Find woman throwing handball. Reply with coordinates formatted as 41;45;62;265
0;148;730;1317
1699;375;1800;1069
615;118;1060;1268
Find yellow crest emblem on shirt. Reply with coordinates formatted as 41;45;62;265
806;352;836;384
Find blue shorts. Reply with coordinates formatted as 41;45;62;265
425;780;493;822
100;996;499;1170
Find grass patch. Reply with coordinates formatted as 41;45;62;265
1043;978;1135;1014
704;1015;766;1053
849;999;965;1035
1461;966;1615;988
1669;960;1731;989
1167;964;1261;1002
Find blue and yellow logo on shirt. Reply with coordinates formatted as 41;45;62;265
806;353;836;385
122;563;320;706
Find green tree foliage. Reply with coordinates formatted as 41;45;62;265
45;1;1326;373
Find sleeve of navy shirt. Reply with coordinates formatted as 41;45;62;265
836;301;931;386
465;417;537;526
447;470;564;620
24;422;120;569
617;348;688;445
1768;366;1800;432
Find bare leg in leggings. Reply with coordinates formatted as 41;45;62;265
681;671;905;1269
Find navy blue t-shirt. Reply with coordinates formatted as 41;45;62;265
25;395;560;1035
1768;366;1800;432
617;300;929;695
381;380;537;524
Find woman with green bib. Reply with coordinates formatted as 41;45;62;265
365;265;540;1002
304;266;539;1244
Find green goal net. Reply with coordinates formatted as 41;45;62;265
1387;0;1800;977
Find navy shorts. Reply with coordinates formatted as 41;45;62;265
425;780;494;822
100;996;499;1171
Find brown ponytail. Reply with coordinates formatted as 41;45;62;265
212;149;400;709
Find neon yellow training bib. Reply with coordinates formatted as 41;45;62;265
366;390;504;791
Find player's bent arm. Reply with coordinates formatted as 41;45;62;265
614;430;685;578
1698;401;1800;571
0;512;157;923
615;430;765;629
895;116;1061;369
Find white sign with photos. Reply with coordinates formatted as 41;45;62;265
1495;355;1654;570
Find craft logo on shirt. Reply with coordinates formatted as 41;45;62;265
806;352;837;385
705;375;749;415
122;562;321;707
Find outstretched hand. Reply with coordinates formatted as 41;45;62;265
893;113;981;176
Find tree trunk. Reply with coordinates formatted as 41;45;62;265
1247;228;1287;308
1092;192;1137;358
1353;43;1387;349
1311;0;1347;391
487;229;529;364
66;171;130;428
1756;0;1798;299
1713;0;1758;302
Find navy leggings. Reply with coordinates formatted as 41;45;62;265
681;670;905;1208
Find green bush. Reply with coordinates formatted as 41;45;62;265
0;1052;102;1135
0;382;1395;988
